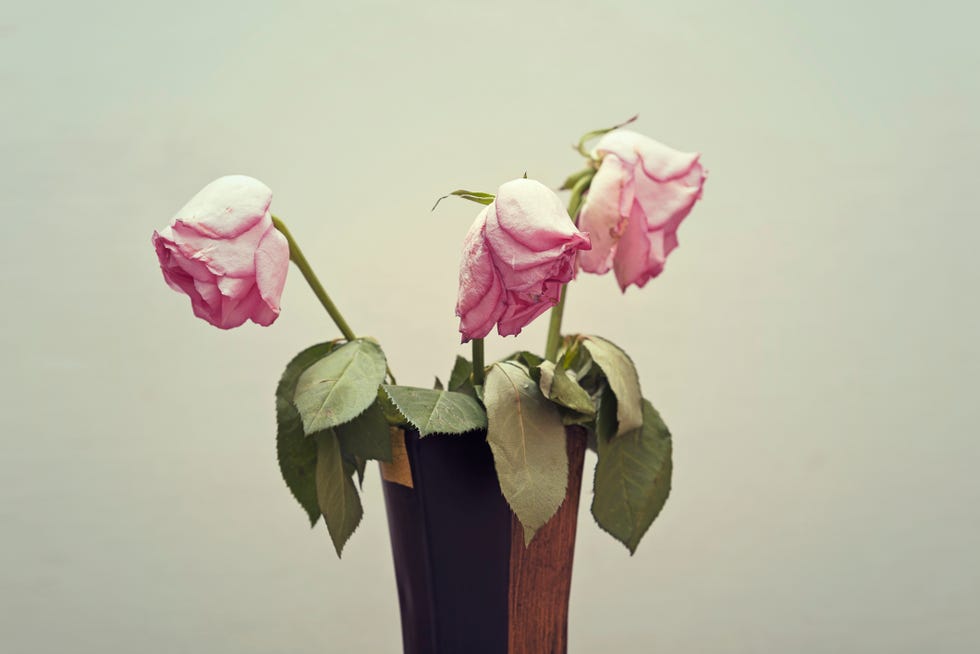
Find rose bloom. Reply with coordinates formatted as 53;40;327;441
152;175;289;329
456;178;591;341
578;130;706;291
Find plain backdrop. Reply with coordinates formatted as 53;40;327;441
2;1;979;652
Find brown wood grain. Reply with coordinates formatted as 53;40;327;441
507;426;587;654
381;427;414;488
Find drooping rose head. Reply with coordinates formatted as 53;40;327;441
577;130;706;291
456;178;591;342
152;175;290;329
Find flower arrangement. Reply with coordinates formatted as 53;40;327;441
152;117;706;557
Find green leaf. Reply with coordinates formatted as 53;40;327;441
351;456;366;488
276;341;341;527
380;385;487;437
561;410;595;427
315;431;364;557
575;358;602;396
448;355;475;396
538;360;596;417
293;339;388;434
336;401;393;463
575;114;638;156
591;399;673;554
335;400;393;489
484;362;568;544
582;336;643;436
277;426;320;526
560;167;596;191
377;386;406;425
558;336;583;370
505;350;545;371
433;377;444;390
595;383;618;443
432;189;496;211
557;336;602;398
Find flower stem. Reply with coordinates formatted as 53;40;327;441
544;286;567;362
273;216;397;384
544;173;593;362
272;216;357;341
472;338;485;386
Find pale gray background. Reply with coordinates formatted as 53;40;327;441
2;1;978;652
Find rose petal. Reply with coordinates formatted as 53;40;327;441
632;159;705;230
172;175;272;239
491;179;582;247
577;157;630;275
595;130;699;180
578;130;706;291
171;212;271;278
218;284;262;329
496;293;554;337
153;175;292;329
456;211;506;341
250;298;280;327
613;201;657;291
455;178;590;339
217;275;252;300
254;223;290;312
193;278;222;311
485;179;590;271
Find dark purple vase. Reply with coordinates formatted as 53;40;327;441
381;427;586;654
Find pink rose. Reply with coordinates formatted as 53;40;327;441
456;179;591;341
152;175;290;329
577;130;706;291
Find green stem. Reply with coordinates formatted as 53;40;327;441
273;216;357;341
273;216;399;384
544;286;568;362
544;173;593;362
472;338;485;386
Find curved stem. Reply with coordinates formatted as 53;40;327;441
273;216;397;384
273;216;357;341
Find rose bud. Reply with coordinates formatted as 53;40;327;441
152;175;290;329
577;130;706;291
456;178;591;341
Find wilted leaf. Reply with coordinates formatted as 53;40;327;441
275;341;340;526
315;430;364;557
591;399;672;554
484;362;568;544
538;360;595;417
448;355;476;397
336;401;393;463
381;385;486;437
595;383;618;443
583;336;642;436
293;339;387;434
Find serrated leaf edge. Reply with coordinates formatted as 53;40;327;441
298;341;386;433
380;385;486;437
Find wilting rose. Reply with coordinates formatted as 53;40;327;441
152;175;290;329
578;130;706;291
456;179;591;341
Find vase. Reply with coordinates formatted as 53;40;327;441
381;426;587;654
